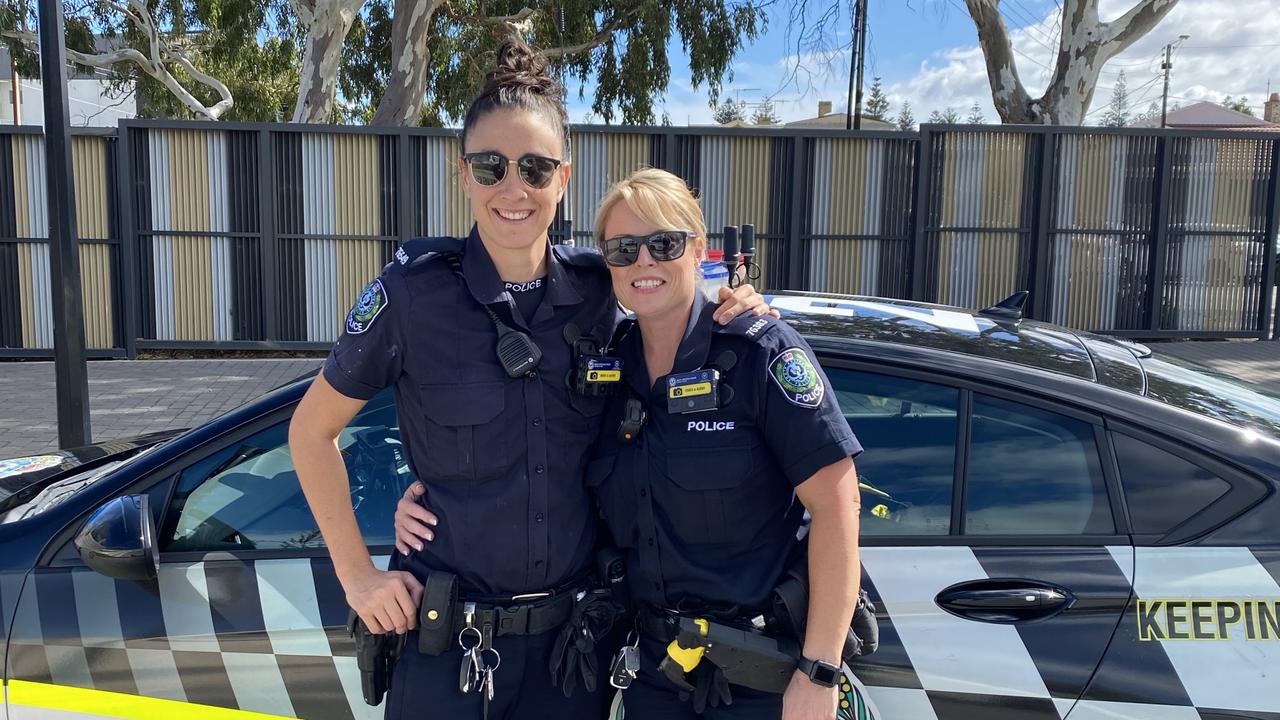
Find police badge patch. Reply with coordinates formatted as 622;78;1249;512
769;347;825;408
346;279;388;335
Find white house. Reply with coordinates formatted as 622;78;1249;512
1;46;137;127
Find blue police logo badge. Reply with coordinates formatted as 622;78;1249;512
769;347;824;408
346;279;388;335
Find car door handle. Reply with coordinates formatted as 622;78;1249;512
935;578;1075;624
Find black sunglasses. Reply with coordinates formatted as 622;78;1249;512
462;152;564;189
599;230;694;267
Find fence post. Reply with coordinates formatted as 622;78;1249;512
1146;134;1174;334
1262;137;1280;340
397;130;413;244
258;128;278;344
1028;129;1056;322
909;126;933;302
115;125;139;359
664;128;677;172
786;135;806;290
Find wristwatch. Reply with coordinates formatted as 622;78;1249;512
798;656;841;688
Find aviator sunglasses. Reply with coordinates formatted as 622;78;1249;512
599;230;694;267
462;152;564;189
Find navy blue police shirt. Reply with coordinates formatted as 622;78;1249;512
587;298;862;611
323;228;621;595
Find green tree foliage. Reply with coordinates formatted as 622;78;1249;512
864;76;890;121
1221;96;1255;116
713;98;747;124
896;100;915;131
751;98;780;125
928;106;960;124
2;0;764;125
1101;70;1130;127
2;0;300;121
966;102;985;124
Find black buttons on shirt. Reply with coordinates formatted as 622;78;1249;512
532;417;542;427
535;465;545;474
536;513;545;523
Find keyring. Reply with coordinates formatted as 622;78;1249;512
479;646;502;672
458;626;482;650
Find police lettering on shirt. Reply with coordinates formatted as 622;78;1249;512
505;278;544;293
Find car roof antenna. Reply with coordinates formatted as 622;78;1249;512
978;291;1029;322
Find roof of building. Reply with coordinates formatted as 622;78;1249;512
784;112;898;130
1133;101;1280;131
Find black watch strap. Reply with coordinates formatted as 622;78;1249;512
798;656;840;688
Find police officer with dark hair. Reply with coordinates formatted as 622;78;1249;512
290;39;770;719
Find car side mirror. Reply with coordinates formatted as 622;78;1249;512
75;494;159;582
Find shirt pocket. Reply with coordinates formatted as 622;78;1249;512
419;382;507;481
657;444;759;546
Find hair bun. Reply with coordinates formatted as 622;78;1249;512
487;36;560;96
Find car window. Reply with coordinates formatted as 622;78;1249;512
161;388;408;552
827;369;959;536
1111;432;1231;535
966;396;1113;535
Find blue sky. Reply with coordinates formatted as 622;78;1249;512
565;0;1280;126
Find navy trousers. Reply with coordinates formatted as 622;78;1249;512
384;627;610;719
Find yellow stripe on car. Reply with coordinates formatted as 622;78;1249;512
7;680;293;720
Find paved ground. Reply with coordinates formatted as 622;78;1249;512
0;340;1276;458
0;359;323;457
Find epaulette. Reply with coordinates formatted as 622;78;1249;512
714;312;781;343
552;244;607;270
390;236;465;273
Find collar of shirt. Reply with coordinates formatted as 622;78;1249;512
461;226;585;309
621;297;717;397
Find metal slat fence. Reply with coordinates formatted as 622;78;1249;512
0;121;1277;358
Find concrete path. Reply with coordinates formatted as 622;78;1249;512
1;340;1276;458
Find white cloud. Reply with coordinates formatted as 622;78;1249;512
577;0;1280;127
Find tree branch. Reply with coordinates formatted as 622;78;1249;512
7;0;234;120
964;0;1034;122
541;6;645;58
1101;0;1179;50
439;4;535;35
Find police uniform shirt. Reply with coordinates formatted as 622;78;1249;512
587;298;863;611
322;227;621;595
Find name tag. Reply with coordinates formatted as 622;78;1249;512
667;369;720;414
586;358;622;383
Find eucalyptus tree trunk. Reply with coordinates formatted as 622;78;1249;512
291;0;368;123
966;0;1179;125
370;0;448;126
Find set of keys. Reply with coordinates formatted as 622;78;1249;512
609;630;640;689
458;603;501;703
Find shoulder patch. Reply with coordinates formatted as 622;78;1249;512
346;279;389;335
768;347;825;408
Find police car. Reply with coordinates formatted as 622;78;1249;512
2;292;1278;720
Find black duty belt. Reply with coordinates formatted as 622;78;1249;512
639;604;769;643
455;590;578;637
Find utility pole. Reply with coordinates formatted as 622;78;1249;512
853;0;868;130
1160;34;1189;128
37;0;91;448
846;0;865;130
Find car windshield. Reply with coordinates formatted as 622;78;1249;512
1142;353;1280;438
0;460;128;524
0;441;166;524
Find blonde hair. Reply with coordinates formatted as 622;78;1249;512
594;168;707;249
